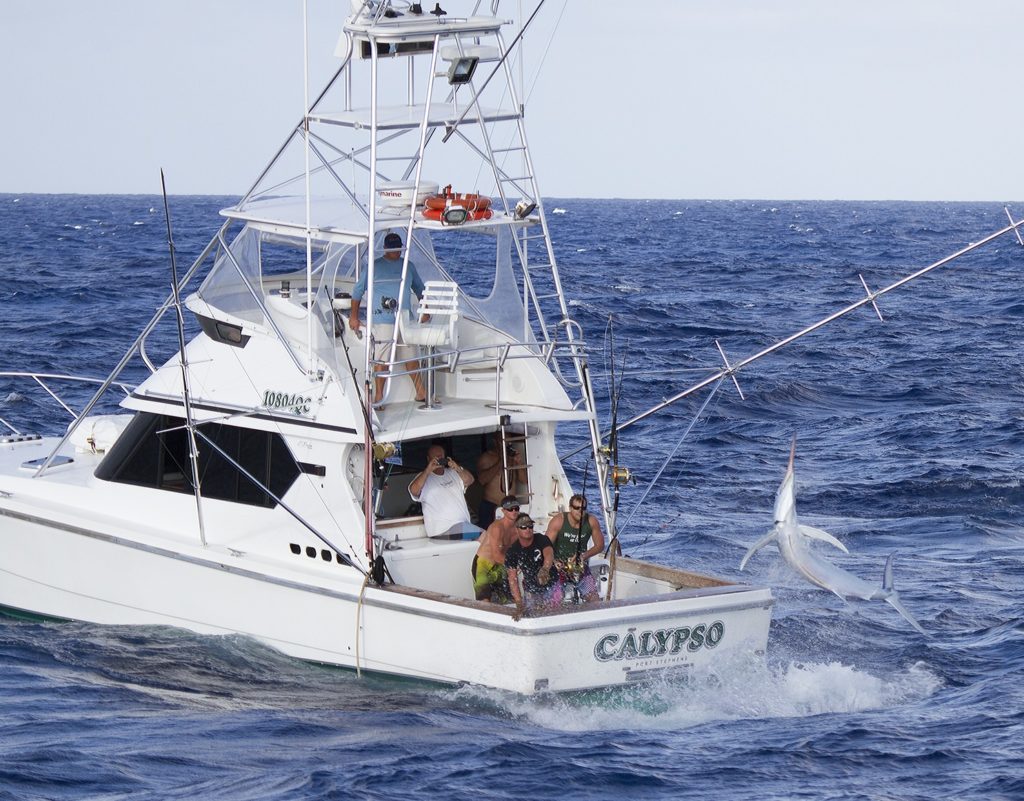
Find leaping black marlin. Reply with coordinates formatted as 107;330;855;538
740;439;928;636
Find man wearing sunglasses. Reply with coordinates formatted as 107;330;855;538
470;495;520;602
545;494;605;603
505;512;556;616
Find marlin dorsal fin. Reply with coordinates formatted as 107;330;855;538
798;524;849;554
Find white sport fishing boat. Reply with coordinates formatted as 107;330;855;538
0;2;774;694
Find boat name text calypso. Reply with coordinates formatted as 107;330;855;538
261;390;313;415
593;621;725;662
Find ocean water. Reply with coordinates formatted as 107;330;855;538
1;194;1023;800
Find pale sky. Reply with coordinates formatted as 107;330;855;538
1;1;1021;201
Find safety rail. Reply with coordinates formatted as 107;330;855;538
371;333;586;379
0;372;136;435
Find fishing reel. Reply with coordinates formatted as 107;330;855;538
611;466;635;487
373;441;397;462
561;555;585;583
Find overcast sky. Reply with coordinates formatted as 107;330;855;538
2;1;1021;201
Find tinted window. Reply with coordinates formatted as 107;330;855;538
96;413;299;508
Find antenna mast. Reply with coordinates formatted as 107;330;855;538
161;169;207;548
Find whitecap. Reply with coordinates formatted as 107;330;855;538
552;208;566;214
446;656;942;733
133;221;146;226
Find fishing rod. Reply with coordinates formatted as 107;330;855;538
562;213;1024;462
564;455;590;605
601;327;631;599
335;309;394;584
161;169;208;549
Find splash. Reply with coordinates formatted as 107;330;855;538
445;656;941;732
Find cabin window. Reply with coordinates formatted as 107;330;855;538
193;313;249;348
95;412;299;508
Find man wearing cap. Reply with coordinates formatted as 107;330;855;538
504;512;556;615
349;232;427;407
470;494;520;603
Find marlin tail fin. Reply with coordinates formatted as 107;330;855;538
881;553;929;637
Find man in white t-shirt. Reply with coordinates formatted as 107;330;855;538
408;444;474;536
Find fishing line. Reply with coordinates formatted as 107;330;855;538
601;315;614;413
472;0;566;191
617;378;724;538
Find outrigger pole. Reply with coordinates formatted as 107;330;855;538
601;214;1024;444
161;170;208;548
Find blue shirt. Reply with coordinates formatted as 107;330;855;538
351;256;425;325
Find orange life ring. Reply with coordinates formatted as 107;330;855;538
424;192;492;212
423;206;494;223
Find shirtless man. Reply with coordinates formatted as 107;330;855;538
475;436;523;528
470;495;520;602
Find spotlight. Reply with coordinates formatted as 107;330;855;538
447;56;479;85
441;205;469;225
514;200;537;220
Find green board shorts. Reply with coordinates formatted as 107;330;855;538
472;555;511;603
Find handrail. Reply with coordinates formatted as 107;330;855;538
368;334;583;376
0;372;137;435
29;219;225;478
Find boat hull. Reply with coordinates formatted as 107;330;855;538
0;505;771;694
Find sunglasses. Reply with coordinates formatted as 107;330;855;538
516;524;534;529
504;505;521;512
570;504;586;511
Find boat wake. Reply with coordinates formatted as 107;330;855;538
443;655;941;732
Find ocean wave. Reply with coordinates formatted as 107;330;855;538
448;656;941;733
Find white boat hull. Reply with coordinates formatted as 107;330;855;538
0;504;771;694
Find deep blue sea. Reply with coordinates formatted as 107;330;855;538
1;194;1023;800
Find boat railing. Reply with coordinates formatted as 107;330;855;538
372;333;588;401
0;371;136;435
